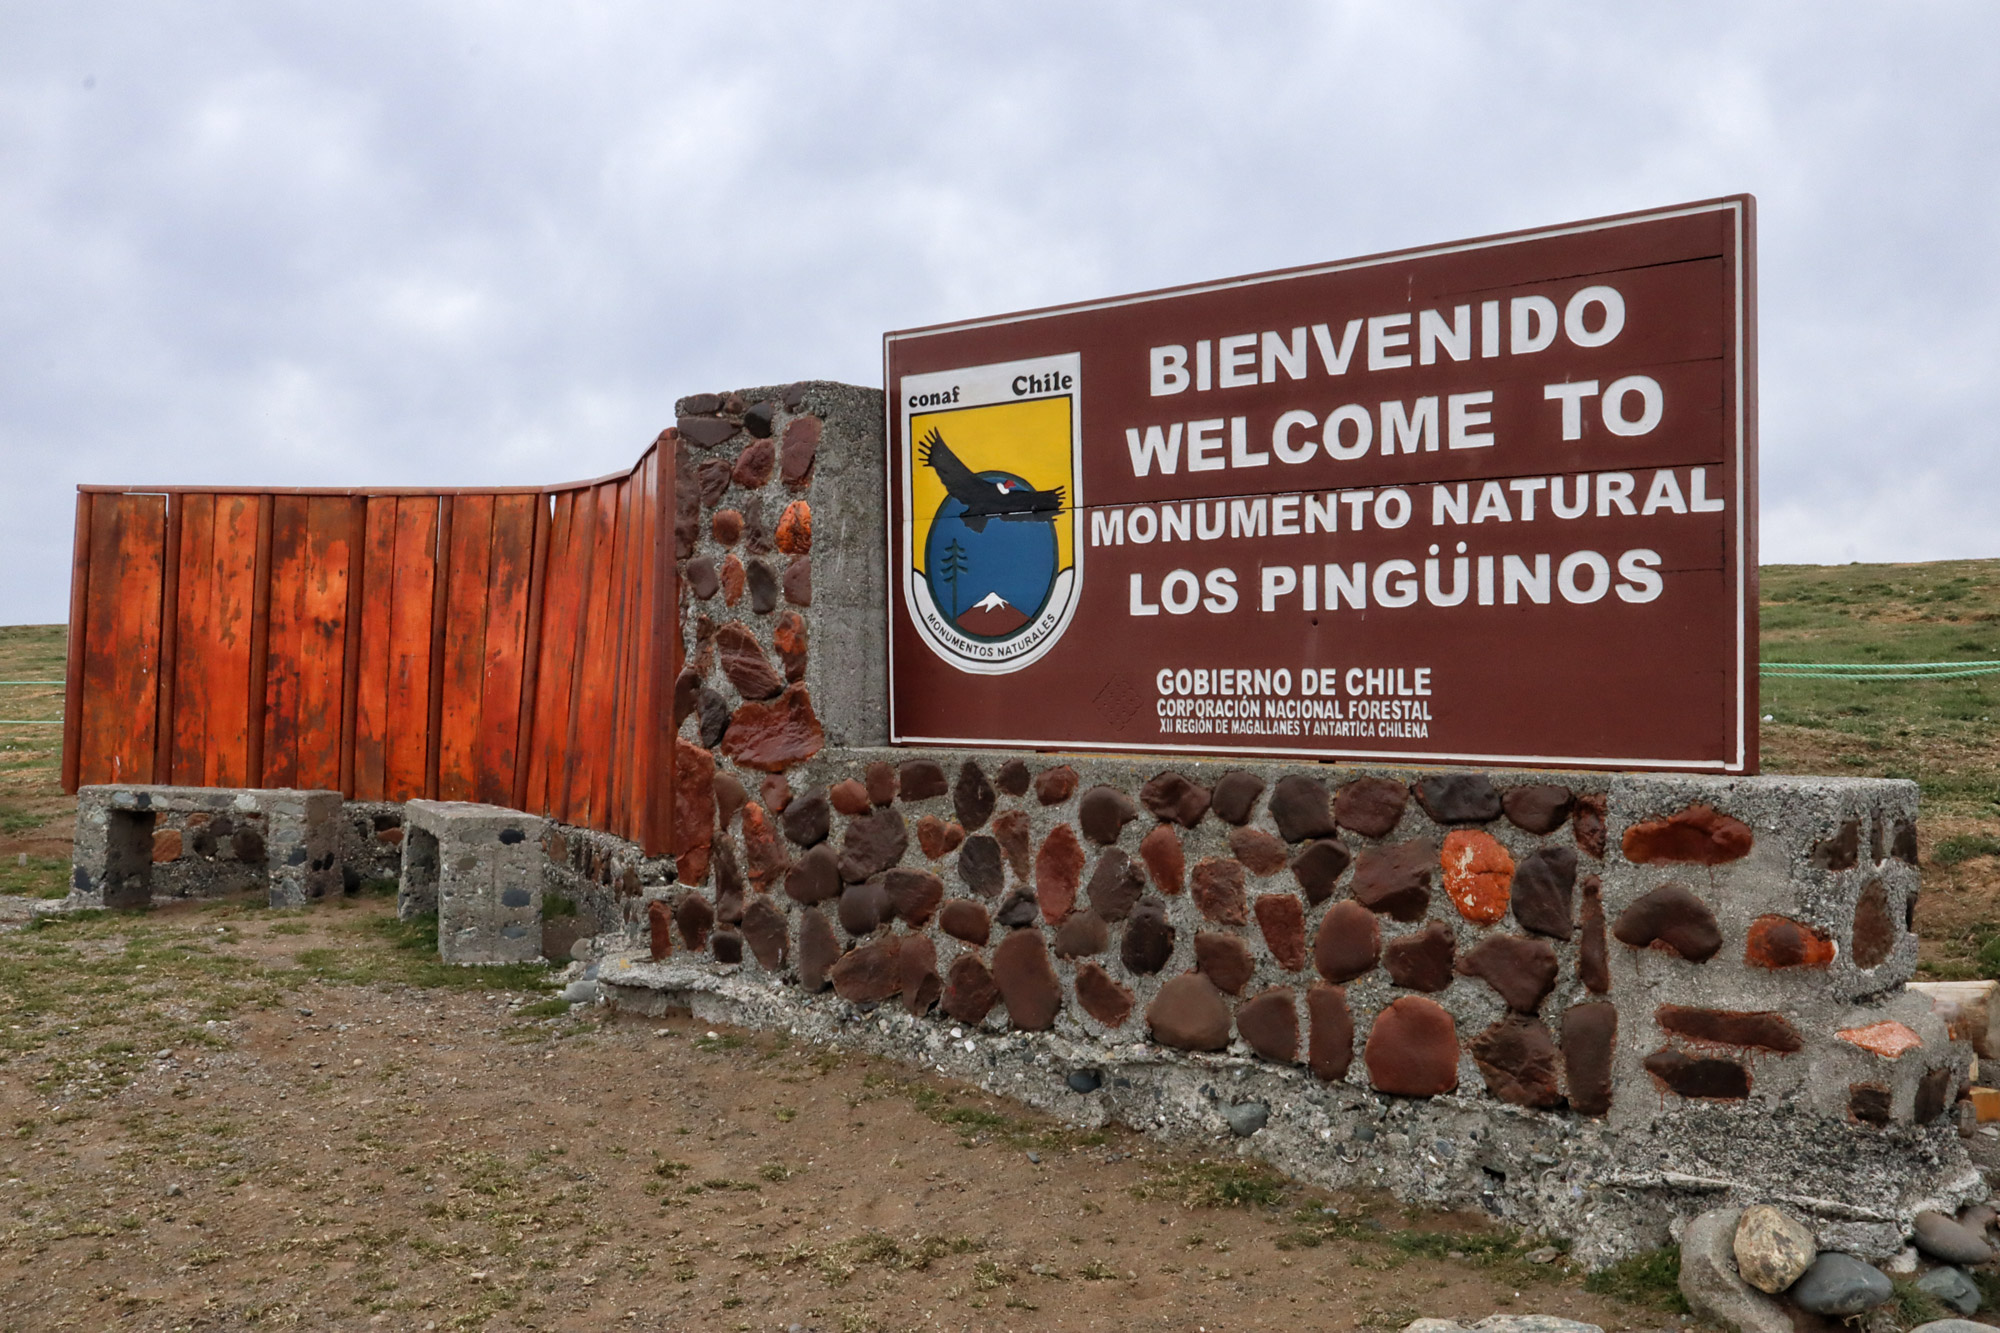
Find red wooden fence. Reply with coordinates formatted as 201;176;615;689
61;446;679;856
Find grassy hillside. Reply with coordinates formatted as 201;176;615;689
3;560;1998;969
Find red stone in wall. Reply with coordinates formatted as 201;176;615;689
1074;962;1133;1028
1139;823;1184;894
1562;1001;1616;1115
1313;900;1379;983
1655;1005;1803;1053
831;937;903;1004
720;685;824;771
1034;765;1079;804
1195;931;1255;994
1744;915;1838;969
942;954;998;1023
1035;824;1086;924
1191;857;1249;926
1365;997;1459;1096
1229;827;1289;875
993;930;1062;1031
1307;983;1353;1081
1611;882;1722;962
647;899;673;961
775;501;811;555
991;810;1033;879
1252;893;1308;971
1470;1015;1562;1108
1139;772;1211;827
1146;973;1232;1051
673;743;716;885
1455;934;1558;1013
916;815;965;860
1236;988;1299;1064
1441;829;1513;925
1621;804;1753;865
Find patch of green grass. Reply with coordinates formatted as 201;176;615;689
1890;1277;1950;1328
514;997;572;1019
692;1032;744;1052
1936;834;2000;867
0;856;71;898
542;890;578;919
1134;1159;1288;1210
1583;1246;1689;1314
294;912;551;992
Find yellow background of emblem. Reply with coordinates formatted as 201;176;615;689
909;396;1075;575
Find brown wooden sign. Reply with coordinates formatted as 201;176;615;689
883;197;1757;773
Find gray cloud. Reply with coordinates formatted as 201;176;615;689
3;1;1995;622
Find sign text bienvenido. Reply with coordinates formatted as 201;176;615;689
882;197;1757;773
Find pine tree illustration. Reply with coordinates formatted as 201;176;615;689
939;538;970;616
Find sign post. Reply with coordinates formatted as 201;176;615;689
884;196;1756;773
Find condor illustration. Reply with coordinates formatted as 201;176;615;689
899;354;1083;674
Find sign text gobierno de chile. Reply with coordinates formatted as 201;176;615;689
882;197;1757;773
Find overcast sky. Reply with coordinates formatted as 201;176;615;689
3;3;1996;624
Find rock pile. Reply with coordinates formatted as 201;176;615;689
1680;1203;1996;1332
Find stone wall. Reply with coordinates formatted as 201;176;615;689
70;784;341;907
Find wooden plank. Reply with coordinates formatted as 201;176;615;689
169;494;215;785
152;495;183;783
206;495;259;786
259;496;309;789
291;496;352;791
246;495;275;787
510;494;553;811
351;497;399;800
61;493;92;794
78;495;166;785
383;497;439;801
338;497;368;795
437;494;492;802
424;496;455;801
644;447;677;857
568;482;624;828
526;491;583;816
625;458;658;843
555;488;607;824
476;493;536;806
605;476;638;839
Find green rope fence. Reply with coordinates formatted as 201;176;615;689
1763;660;2000;680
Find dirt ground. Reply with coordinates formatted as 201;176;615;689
0;893;1666;1333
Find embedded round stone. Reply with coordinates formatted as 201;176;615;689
720;551;747;602
1745;914;1837;969
1852;880;1895;969
1837;1020;1923;1059
1074;962;1134;1028
1139;823;1185;895
994;759;1031;797
1643;1049;1751;1099
695;455;733;500
1195;931;1255;995
749;558;782;613
1053;909;1110;959
1351;839;1435;922
775;500;811;555
720;685;824;772
838;878;889;936
714;772;748;829
741;896;788;970
829;779;872;817
1365;996;1459;1096
1210;770;1266;825
884;868;943;927
1229;827;1289;876
900;935;941;1016
696;688;730;749
784;843;840;905
773;612;808;682
1734;1205;1817;1294
1289;839;1352;904
1789;1253;1893;1316
779;415;818;486
915;814;965;861
956;835;1004;897
991;809;1033;878
1510;847;1577;940
1035;824;1087;924
939;899;991;945
1572;793;1608;858
837;808;908;883
831;936;902;1003
1191;857;1249;925
1139;772;1211;827
731;438;774;487
782;555;811;606
1561;1001;1616;1115
712;931;744;964
1469;1014;1562;1108
1236;988;1299;1064
798;908;840;991
995;890;1039;929
1621;803;1754;865
740;804;790;890
1121;899;1175;974
897;759;945;801
1414;773;1502;824
1335;776;1408;838
1307;983;1353;1081
1146;973;1232;1052
648;898;673;961
1085;849;1145;921
1611;882;1722;961
679;415;738;448
1656;1005;1802;1053
1913;1211;1995;1266
954;761;996;831
1812;819;1863;871
711;508;744;545
1313;900;1380;983
1502;783;1574;835
1578;875;1610;993
941;954;998;1023
674;744;716;885
992;930;1062;1031
675;894;714;951
686;556;720;599
760;774;791;814
1079;786;1141;844
716;620;784;700
1455;934;1558;1013
1269;775;1337;842
1252;893;1308;971
1383;921;1456;992
1035;765;1079;804
1441;829;1514;924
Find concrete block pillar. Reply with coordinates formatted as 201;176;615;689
402;801;549;965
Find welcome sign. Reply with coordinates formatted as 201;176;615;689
882;197;1758;773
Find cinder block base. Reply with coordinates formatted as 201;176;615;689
69;785;341;909
401;801;550;965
